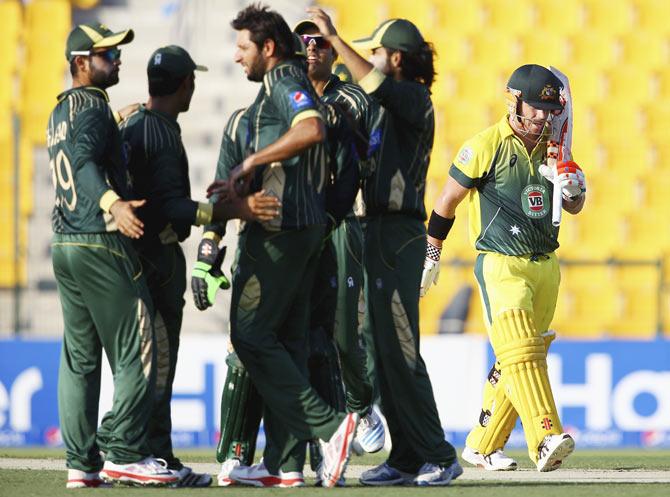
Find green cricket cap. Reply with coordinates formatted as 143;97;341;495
292;33;307;59
65;22;134;61
507;64;563;111
147;45;208;83
352;18;424;52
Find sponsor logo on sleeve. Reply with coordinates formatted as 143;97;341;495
289;90;314;111
457;147;473;166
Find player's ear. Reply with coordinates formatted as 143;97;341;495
390;50;402;69
262;38;276;58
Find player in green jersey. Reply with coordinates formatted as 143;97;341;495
201;5;358;488
111;45;280;487
306;9;461;486
294;19;386;458
49;22;177;488
421;64;586;472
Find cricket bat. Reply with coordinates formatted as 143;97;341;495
548;66;573;227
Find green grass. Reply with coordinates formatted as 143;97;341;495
1;449;668;497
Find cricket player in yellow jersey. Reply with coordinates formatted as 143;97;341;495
421;64;586;472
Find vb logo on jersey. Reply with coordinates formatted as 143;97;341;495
289;90;313;111
521;184;549;218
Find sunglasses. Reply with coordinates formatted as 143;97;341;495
70;48;122;63
300;35;332;50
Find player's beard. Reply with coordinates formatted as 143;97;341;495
246;55;267;82
89;64;119;89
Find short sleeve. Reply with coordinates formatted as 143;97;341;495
449;139;486;189
268;77;323;127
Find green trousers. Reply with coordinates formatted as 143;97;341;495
230;223;345;474
363;215;457;473
141;242;186;470
52;232;155;471
310;216;372;415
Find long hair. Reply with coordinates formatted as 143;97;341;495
400;41;436;89
231;3;294;60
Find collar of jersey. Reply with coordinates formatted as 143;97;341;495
323;74;342;94
57;85;109;103
142;104;180;131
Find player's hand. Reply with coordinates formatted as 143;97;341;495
539;161;586;200
242;190;281;221
420;240;442;297
191;239;230;311
306;7;338;39
109;199;145;239
206;179;231;202
115;102;141;123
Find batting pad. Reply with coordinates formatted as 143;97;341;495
216;351;263;465
490;310;562;460
467;329;558;454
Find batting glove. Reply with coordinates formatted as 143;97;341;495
191;239;230;311
420;241;442;297
538;160;586;200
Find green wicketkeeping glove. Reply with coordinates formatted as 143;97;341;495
191;238;230;310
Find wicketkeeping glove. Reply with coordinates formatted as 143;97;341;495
538;160;586;201
191;238;230;310
420;241;442;297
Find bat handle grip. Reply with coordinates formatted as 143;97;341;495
548;141;562;227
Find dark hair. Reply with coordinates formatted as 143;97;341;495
69;58;78;77
399;42;436;89
231;3;294;60
148;69;188;97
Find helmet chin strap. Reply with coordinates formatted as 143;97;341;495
510;113;551;144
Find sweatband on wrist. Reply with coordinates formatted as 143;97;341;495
427;211;455;240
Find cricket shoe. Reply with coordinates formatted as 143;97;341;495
536;433;575;472
66;469;111;488
413;460;463;486
318;412;359;488
170;466;212;487
354;406;385;453
359;462;413;486
228;460;304;487
462;446;518;471
315;475;346;487
217;458;240;487
99;457;178;486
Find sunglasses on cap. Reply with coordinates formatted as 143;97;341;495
300;35;332;50
70;47;122;63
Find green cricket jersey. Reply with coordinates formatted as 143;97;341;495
119;106;204;249
248;60;328;230
357;68;434;220
450;115;560;255
47;86;131;234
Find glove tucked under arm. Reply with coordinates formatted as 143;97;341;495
191;238;230;311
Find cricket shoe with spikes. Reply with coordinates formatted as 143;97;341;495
536;433;575;472
317;413;359;488
217;458;240;487
413;460;463;486
66;469;111;488
359;462;413;486
462;446;518;471
170;466;212;487
100;457;179;486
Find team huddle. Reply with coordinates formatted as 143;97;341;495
47;2;587;490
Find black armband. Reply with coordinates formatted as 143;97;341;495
427;210;455;240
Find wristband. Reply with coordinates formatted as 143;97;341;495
427;211;455;240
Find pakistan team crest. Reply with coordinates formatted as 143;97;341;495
521;184;549;218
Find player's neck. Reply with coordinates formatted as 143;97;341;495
146;96;180;120
310;76;328;97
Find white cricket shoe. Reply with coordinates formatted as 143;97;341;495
318;413;359;488
228;460;304;487
100;457;178;486
217;458;240;487
66;469;111;488
354;407;385;453
170;465;212;487
462;446;518;471
412;460;463;486
536;433;575;472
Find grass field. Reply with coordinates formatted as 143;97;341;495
1;449;669;497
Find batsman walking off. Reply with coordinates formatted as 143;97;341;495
421;64;586;472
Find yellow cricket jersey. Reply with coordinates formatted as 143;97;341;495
449;116;560;255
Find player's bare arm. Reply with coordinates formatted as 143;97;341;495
306;7;374;82
108;198;145;239
214;190;281;222
427;176;470;249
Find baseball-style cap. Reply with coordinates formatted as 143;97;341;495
507;64;563;111
293;19;318;34
147;45;208;84
352;19;424;52
292;33;307;59
65;22;134;61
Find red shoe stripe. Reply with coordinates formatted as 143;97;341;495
67;479;103;487
101;470;176;482
330;414;355;486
